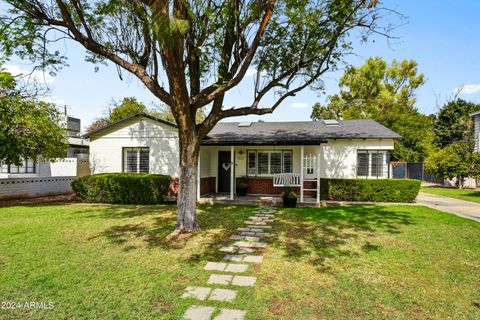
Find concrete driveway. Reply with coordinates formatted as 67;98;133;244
416;192;480;222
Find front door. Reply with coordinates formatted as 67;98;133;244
218;151;232;193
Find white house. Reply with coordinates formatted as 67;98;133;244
84;114;401;204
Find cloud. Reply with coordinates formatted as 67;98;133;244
3;64;55;84
453;84;480;95
291;102;309;109
40;96;65;105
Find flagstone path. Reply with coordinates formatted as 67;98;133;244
182;207;277;320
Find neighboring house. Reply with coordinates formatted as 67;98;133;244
0;115;89;179
472;110;480;152
84;113;401;203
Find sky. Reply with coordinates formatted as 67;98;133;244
3;0;480;131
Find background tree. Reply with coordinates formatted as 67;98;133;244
0;65;67;165
424;140;480;188
108;97;147;123
0;0;394;234
85;118;109;133
311;57;434;161
433;98;480;148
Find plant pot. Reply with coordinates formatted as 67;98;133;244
236;187;247;196
282;197;297;208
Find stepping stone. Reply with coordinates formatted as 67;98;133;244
255;232;271;237
244;221;266;225
249;228;263;232
244;236;260;241
183;305;215;320
213;308;246;320
208;274;233;285
240;231;256;236
204;262;227;271
224;254;244;262
232;276;257;287
251;225;272;229
243;255;263;263
229;235;244;240
219;246;237;253
225;263;249;273
209;288;237;302
234;241;267;248
237;248;255;254
181;286;211;301
237;227;251;232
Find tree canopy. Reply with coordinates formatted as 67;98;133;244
0;64;67;165
311;57;434;162
433;98;480;148
108;97;147;123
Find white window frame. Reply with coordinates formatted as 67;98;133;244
123;147;150;173
1;159;36;174
356;150;388;178
247;150;293;177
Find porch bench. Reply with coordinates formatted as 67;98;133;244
273;173;301;187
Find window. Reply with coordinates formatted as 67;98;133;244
247;150;293;176
356;150;387;178
123;147;149;173
1;159;36;174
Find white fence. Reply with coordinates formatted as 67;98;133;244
0;176;76;199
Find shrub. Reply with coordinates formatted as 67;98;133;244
319;178;421;203
72;173;172;204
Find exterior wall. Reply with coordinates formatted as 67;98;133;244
321;139;394;179
240;177;316;196
0;158;88;179
474;114;480;152
89;117;179;176
0;176;75;199
200;177;216;195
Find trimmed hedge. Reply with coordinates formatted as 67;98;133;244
319;178;421;203
72;173;172;204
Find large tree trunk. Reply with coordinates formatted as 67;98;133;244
173;129;201;235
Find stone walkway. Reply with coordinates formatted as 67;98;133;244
181;208;277;320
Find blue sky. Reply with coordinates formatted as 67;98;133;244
4;0;480;130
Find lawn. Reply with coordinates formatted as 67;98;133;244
421;186;480;203
0;203;479;319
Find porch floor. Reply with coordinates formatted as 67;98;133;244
198;194;321;207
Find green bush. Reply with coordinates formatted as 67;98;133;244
319;178;421;203
72;173;172;204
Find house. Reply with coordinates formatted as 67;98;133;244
84;113;401;204
0;115;89;179
472;110;480;152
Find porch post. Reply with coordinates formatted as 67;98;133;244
300;145;304;203
316;145;321;204
197;150;201;201
230;145;234;200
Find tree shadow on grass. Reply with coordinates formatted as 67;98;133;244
90;204;255;256
274;205;415;272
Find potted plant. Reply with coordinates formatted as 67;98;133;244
236;176;248;196
281;186;297;208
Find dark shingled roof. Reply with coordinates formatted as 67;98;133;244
202;119;401;145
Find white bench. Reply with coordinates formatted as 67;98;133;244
273;173;301;187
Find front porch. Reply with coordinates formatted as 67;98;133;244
197;144;322;204
198;193;322;207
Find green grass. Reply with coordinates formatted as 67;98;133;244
0;203;479;319
421;186;480;203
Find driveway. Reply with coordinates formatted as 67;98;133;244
416;192;480;222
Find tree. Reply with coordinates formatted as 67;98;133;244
424;140;480;188
0;66;67;165
311;57;434;161
85;118;109;133
109;97;147;122
433;99;480;148
0;0;393;234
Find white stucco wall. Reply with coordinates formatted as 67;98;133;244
89;117;180;177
